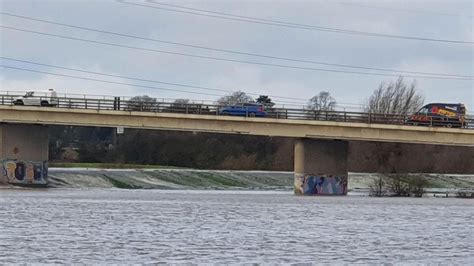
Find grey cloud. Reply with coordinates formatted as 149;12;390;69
1;0;472;110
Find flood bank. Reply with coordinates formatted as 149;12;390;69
47;168;295;190
1;168;473;195
42;169;474;194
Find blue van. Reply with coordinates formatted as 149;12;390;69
218;103;267;117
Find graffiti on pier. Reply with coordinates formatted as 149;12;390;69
2;159;48;185
294;174;347;195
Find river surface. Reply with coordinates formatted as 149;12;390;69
0;189;472;264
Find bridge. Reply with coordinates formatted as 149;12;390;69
1;94;473;195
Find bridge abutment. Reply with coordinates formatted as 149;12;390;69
0;124;49;186
294;139;348;195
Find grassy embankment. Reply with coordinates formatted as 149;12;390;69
49;162;183;169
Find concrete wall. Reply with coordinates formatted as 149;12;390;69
294;139;348;195
349;141;474;174
0;124;49;185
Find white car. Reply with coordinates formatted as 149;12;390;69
13;90;58;106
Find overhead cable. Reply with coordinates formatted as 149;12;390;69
1;11;471;78
339;2;473;18
0;64;224;97
114;0;473;45
1;25;471;81
0;56;312;103
0;64;364;107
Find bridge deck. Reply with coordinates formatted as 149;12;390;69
1;105;473;146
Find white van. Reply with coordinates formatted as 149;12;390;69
13;89;58;106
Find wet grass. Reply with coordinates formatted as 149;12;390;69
196;172;248;187
49;162;183;169
101;174;141;189
48;176;69;185
152;172;210;187
145;171;250;187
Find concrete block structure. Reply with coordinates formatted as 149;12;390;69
294;139;348;195
0;124;49;186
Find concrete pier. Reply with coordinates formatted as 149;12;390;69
294;139;348;195
0;124;49;186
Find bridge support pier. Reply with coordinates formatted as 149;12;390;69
0;124;49;186
294;139;348;195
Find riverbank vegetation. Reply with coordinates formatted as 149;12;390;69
369;175;429;197
48;126;474;174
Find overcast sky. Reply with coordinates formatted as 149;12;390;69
0;0;472;111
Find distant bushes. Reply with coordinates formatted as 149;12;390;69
369;175;428;197
48;125;474;173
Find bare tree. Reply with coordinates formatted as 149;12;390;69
369;175;426;197
217;91;254;106
365;77;424;116
408;176;428;197
307;91;336;112
126;95;157;111
369;176;387;197
172;98;190;107
169;98;210;114
306;91;336;120
386;174;410;197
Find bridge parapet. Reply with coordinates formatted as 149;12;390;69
1;94;472;128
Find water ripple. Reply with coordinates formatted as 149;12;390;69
0;189;472;264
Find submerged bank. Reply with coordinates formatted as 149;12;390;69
1;167;473;195
41;168;474;194
47;168;294;190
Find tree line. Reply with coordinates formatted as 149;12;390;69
127;77;425;115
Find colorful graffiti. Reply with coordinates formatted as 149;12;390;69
2;159;48;186
294;174;347;195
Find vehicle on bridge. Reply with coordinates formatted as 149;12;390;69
218;103;267;117
406;103;467;128
12;90;58;107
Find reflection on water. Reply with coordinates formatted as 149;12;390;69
0;189;472;264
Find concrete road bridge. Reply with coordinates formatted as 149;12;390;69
1;94;473;194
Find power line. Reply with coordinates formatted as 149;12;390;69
115;0;473;45
339;2;473;18
1;12;471;78
0;57;363;107
1;64;364;108
0;64;308;105
1;25;471;81
0;64;224;97
0;56;310;103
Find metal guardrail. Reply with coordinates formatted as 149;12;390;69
0;94;472;129
0;90;367;110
